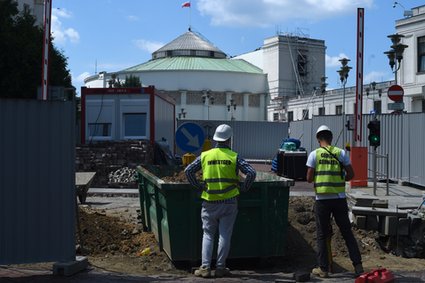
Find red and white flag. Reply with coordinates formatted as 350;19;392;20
181;1;191;8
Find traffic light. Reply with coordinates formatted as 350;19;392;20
367;120;380;147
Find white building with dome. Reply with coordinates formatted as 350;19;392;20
84;29;269;121
84;29;326;122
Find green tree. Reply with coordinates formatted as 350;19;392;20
122;75;142;87
0;0;72;99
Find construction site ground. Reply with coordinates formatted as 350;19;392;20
1;164;425;282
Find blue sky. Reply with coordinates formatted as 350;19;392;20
51;0;424;95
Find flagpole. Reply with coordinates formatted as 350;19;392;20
182;1;192;30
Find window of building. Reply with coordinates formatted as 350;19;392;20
124;113;147;138
273;113;279;121
88;123;111;137
422;99;425;112
302;109;309;120
287;111;294;122
318;107;325;116
418;36;425;73
373;101;382;114
297;52;308;76
336;105;342;115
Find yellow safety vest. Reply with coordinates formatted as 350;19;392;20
314;146;345;194
200;148;240;201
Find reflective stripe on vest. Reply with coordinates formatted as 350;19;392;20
201;148;240;201
314;146;345;194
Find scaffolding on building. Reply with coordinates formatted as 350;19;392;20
270;29;320;121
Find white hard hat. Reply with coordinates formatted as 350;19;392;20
316;125;332;135
213;124;233;142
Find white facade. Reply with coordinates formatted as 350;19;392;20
287;4;425;120
396;4;425;112
85;31;326;123
236;34;326;121
287;81;394;121
85;70;268;122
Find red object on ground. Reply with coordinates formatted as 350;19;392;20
355;268;395;283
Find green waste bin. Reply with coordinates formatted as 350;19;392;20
137;165;294;263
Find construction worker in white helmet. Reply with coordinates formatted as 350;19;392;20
185;124;256;278
306;125;364;278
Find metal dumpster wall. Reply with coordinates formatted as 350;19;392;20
137;166;292;262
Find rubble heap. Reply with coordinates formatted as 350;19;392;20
108;167;137;187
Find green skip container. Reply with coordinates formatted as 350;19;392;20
136;165;294;263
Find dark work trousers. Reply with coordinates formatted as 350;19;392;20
314;198;362;271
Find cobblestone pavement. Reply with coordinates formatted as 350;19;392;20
1;264;425;282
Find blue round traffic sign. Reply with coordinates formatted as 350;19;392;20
176;123;205;153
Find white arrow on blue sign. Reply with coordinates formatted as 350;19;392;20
176;122;205;153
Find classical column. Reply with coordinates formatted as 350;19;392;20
243;93;249;121
259;93;266;121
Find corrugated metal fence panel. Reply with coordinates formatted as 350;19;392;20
290;116;347;154
290;114;425;186
0;99;75;264
230;120;288;160
288;120;313;152
374;114;403;181
177;114;425;186
176;120;288;159
402;113;425;185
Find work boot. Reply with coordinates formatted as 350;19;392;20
194;266;211;278
215;267;231;278
354;264;364;277
312;267;329;278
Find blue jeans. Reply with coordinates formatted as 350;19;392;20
200;199;238;268
314;198;362;271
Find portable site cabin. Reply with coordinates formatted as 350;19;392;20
81;86;175;154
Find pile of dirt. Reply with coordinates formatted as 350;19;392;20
161;169;201;182
77;195;425;276
76;206;182;275
71;153;425;277
287;197;383;266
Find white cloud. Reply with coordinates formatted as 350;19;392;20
197;0;373;27
54;8;71;19
127;15;139;22
51;8;80;45
364;71;390;84
133;39;164;53
326;53;350;67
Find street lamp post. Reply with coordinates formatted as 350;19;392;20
384;33;408;85
320;76;327;114
227;98;237;120
337;58;352;146
202;90;214;120
177;108;187;120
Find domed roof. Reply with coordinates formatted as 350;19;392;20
152;29;227;60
